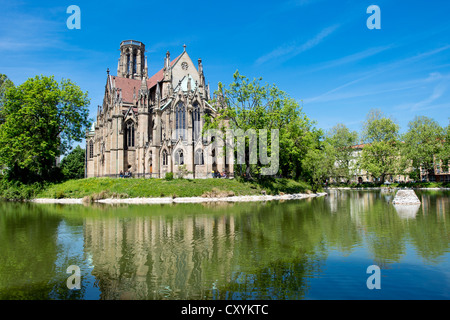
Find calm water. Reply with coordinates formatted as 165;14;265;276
0;190;449;300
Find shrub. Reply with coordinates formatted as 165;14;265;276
55;190;66;199
201;188;235;198
165;172;174;181
0;179;44;201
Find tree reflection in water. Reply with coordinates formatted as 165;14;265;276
0;190;448;299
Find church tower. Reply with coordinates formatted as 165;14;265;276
117;40;147;79
87;39;234;179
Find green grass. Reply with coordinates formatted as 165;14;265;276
34;177;312;199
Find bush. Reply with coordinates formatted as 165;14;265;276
55;190;66;199
0;179;45;201
164;172;174;181
201;188;235;198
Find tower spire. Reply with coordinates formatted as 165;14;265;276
164;51;170;70
144;56;148;78
117;40;146;79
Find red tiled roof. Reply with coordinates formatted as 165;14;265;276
147;52;182;88
351;144;367;149
112;53;183;103
113;77;140;103
351;141;405;149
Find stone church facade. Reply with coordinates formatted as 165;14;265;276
85;40;233;178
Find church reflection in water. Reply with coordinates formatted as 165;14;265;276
83;212;238;299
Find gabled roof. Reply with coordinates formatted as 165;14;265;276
111;77;139;103
148;52;183;88
110;52;183;103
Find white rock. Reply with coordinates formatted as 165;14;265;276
392;189;421;205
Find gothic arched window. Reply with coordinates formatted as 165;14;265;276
175;101;186;140
126;53;131;75
194;149;204;165
175;149;184;165
192;102;201;141
126;121;135;148
89;140;94;159
132;51;137;74
162;149;168;166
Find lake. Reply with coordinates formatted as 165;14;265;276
0;190;448;300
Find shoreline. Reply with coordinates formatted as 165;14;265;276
30;192;328;204
24;187;450;204
326;187;450;190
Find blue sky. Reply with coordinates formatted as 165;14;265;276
1;0;449;146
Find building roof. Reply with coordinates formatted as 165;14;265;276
351;144;367;149
111;52;183;103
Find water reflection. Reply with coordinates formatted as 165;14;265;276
394;204;420;219
0;190;448;299
84;213;237;299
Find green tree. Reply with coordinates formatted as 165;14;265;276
60;145;85;180
359;109;401;184
0;74;14;124
402;116;444;181
439;123;450;173
0;75;90;182
204;70;320;179
301;141;335;192
326;123;359;182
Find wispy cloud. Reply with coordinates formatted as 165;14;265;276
412;83;446;110
303;72;374;104
303;46;450;104
309;45;394;72
281;0;326;9
0;7;65;51
254;24;340;66
394;79;448;112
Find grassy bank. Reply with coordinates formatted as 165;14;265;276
0;177;312;201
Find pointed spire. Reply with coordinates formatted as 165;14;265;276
165;51;170;70
140;75;147;91
187;75;192;92
198;58;205;88
198;58;203;74
144;56;148;78
156;82;161;100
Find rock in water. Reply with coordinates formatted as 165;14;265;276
392;189;421;205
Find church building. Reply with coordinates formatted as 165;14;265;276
85;40;234;178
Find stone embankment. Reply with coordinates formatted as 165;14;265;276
32;192;328;204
